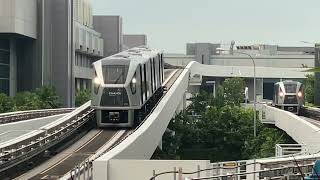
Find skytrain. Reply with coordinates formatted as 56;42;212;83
273;80;304;114
91;47;164;128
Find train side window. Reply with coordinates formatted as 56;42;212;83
139;65;143;103
161;54;164;83
153;58;156;89
144;64;147;100
150;59;154;93
158;54;162;84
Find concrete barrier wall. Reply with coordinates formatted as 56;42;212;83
93;69;190;180
108;160;210;180
262;105;320;153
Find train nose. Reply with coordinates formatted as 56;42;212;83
100;88;129;107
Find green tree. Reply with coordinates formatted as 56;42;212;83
75;89;91;107
218;77;245;106
187;91;213;115
35;86;62;109
156;77;294;161
0;93;15;113
304;74;315;104
14;91;42;111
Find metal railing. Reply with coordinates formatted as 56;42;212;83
275;144;307;157
0;101;93;172
149;155;320;180
0;108;74;124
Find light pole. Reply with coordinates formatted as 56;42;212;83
217;48;257;137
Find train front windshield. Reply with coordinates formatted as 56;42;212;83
102;65;129;84
284;84;297;93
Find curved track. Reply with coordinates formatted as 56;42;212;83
15;69;180;180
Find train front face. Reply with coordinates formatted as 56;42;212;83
274;81;304;113
91;58;140;128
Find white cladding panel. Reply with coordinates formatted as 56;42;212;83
74;22;103;56
74;0;92;28
0;0;37;38
108;160;210;180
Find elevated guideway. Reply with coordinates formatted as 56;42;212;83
0;61;317;180
9;69;179;179
0;114;66;144
259;104;320;154
0;102;94;179
0;108;73;124
92;61;320;180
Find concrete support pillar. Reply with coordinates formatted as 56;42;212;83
9;38;17;96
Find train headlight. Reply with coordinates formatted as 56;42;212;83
130;74;137;94
132;77;137;84
93;77;101;94
298;91;302;97
279;91;284;97
94;77;101;85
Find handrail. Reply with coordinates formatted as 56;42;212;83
149;154;320;180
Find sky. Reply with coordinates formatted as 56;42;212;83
93;0;320;53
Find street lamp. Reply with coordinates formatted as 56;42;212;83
216;48;257;137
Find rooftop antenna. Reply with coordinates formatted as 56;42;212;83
230;40;235;55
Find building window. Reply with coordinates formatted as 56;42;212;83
0;51;9;64
0;39;9;50
0;66;9;79
0;79;9;95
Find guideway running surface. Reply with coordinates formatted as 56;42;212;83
0;114;65;144
28;130;119;179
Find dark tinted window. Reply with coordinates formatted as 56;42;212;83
0;79;9;95
0;51;9;64
284;84;297;93
0;40;9;50
102;65;129;84
0;66;9;78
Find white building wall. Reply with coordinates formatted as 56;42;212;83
73;0;92;28
164;53;314;68
211;55;314;68
0;0;37;38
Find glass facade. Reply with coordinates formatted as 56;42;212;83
0;40;10;95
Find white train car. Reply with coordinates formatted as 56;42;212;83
273;80;304;114
91;47;164;128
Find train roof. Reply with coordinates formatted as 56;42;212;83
93;46;162;66
275;80;302;85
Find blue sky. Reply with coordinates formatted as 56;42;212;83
93;0;320;53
